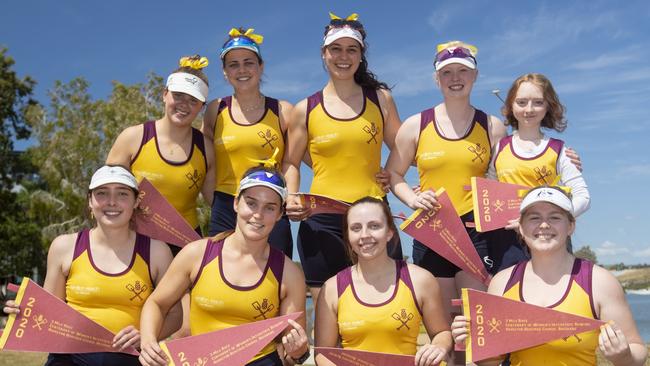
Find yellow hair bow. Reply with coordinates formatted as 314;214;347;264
248;147;280;169
179;56;209;70
229;28;264;45
436;41;478;56
329;12;359;21
517;178;573;198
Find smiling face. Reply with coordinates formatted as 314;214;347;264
345;202;394;262
234;186;282;241
223;48;263;92
162;90;203;127
512;81;548;130
435;63;477;98
519;202;575;255
322;37;362;80
89;183;138;227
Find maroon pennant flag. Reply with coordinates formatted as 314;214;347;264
471;177;529;232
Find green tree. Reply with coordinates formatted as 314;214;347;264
0;48;44;279
574;245;598;264
25;74;165;243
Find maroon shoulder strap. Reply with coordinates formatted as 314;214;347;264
130;121;155;165
419;108;435;134
305;91;323;129
190;239;222;289
503;260;527;296
219;96;231;114
72;229;90;260
191;127;208;172
398;260;423;316
134;233;151;264
364;87;385;126
336;266;353;298
572;258;597;318
267;97;279;117
497;135;513;155
547;137;565;154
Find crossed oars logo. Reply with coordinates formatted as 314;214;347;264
392;309;414;330
32;314;47;330
186;169;203;190
487;317;501;333
258;129;279;150
562;334;583;342
363;122;380;144
429;218;443;232
126;281;148;301
534;166;552;184
252;299;275;319
193;357;208;366
468;143;487;163
492;199;505;213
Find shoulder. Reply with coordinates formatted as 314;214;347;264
149;239;174;263
282;256;306;284
592;264;624;294
486;114;507;142
487;265;516;295
49;232;78;256
117;123;145;141
406;263;437;284
278;99;294;111
376;88;395;105
205;98;223;113
320;274;339;304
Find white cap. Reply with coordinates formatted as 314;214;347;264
435;56;477;71
166;72;209;102
89;166;138;191
238;170;287;203
323;27;364;48
520;187;573;214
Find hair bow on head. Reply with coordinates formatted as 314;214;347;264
248;147;280;169
436;41;478;56
229;28;264;45
329;12;359;21
179;56;209;70
517;178;573;198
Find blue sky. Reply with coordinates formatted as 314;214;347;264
2;0;649;264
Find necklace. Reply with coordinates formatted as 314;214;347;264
435;108;474;138
236;94;265;113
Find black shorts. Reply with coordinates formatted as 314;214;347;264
484;228;529;274
298;207;403;287
247;352;283;366
412;211;492;278
208;191;293;258
45;352;140;366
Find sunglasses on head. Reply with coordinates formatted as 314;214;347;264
328;19;364;31
243;170;286;189
434;47;476;64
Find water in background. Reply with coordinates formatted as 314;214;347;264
628;294;650;342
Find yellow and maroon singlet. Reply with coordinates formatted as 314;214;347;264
130;121;207;227
336;260;423;355
503;258;599;365
66;229;154;334
416;108;491;215
212;96;285;195
306;88;385;203
190;238;285;361
494;135;564;187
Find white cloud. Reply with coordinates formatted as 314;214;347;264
566;53;636;71
594;240;630;256
634;247;650;257
619;164;650;177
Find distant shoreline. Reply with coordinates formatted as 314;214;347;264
627;289;650;295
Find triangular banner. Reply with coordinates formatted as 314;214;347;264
0;278;137;355
460;288;605;362
299;193;350;216
400;188;490;285
471;177;530;232
160;312;301;366
315;347;425;366
135;178;201;248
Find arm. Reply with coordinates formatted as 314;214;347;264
200;99;221;141
593;266;647;366
314;277;339;366
278;259;309;365
487;115;507;149
385;114;438;211
139;239;205;366
557;146;590;217
282;99;310;221
485;139;500;180
374;89;401;192
201;135;216;206
106;125;143;166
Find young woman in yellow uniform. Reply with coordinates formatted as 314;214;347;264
3;165;177;366
138;168;310;366
107;55;215;242
315;197;452;366
451;186;647;365
283;12;402;303
202;27;293;257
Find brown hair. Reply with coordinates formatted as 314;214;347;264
501;73;566;132
173;55;210;86
342;196;397;263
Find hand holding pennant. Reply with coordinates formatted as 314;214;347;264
160;312;301;366
457;288;604;363
135;178;201;248
471;177;530;232
315;347;445;366
0;278;138;355
399;188;490;285
299;193;351;216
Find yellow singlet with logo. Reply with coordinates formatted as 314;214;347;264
416;108;491;215
306;88;385;203
65;229;154;334
502;258;599;365
213;96;285;195
337;260;423;355
494;135;564;186
130;121;207;228
190;238;285;361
